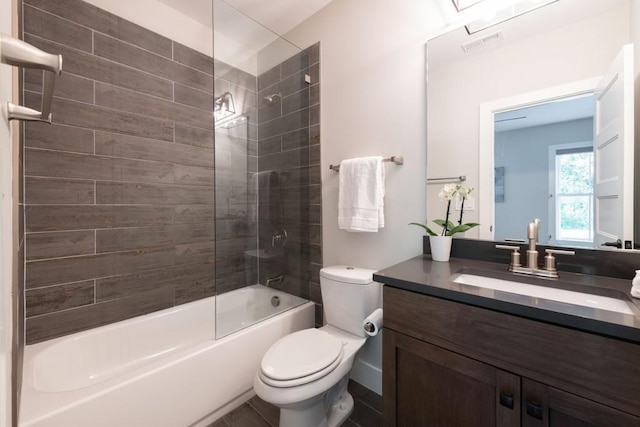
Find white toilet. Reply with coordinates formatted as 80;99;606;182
254;265;381;427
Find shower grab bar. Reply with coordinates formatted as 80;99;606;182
329;155;404;172
427;175;467;183
1;33;63;123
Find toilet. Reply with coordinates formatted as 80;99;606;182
253;265;381;427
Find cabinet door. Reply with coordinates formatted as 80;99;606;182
522;378;640;427
383;329;520;427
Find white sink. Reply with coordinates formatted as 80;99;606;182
452;273;635;315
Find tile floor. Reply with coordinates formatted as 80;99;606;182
209;380;382;427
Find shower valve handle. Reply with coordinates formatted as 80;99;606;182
271;229;288;247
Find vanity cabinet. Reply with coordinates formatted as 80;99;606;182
386;329;519;426
383;286;640;426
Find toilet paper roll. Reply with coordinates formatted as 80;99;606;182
362;308;383;337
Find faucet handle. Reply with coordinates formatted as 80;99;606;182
545;249;575;256
496;244;522;269
496;244;521;250
543;248;575;272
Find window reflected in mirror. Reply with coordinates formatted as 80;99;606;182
553;145;594;246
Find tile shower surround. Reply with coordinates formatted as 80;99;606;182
20;0;322;343
256;43;322;326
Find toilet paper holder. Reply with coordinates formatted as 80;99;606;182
364;322;376;334
362;308;383;337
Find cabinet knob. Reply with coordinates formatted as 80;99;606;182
526;400;544;420
499;391;514;409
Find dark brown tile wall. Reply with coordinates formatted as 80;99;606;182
21;0;219;344
214;123;258;294
256;43;322;326
21;0;321;343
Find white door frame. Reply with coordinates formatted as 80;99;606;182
478;77;600;240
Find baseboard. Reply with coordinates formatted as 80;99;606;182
349;357;382;395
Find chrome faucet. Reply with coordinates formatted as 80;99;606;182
265;274;284;287
526;218;540;269
496;218;575;278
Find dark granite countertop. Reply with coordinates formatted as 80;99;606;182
374;255;640;344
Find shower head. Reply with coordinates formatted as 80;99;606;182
264;93;282;104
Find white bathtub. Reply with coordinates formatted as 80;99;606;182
19;285;314;427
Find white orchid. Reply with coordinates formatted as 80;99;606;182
438;183;460;201
410;184;479;237
456;185;474;199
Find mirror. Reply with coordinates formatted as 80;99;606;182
426;0;638;249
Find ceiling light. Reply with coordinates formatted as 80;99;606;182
465;0;558;34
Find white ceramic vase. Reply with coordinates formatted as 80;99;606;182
430;235;452;262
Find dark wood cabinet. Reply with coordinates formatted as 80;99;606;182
386;329;520;426
521;378;640;427
383;286;640;427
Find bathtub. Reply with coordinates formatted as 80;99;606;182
19;285;314;427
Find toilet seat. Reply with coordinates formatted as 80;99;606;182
259;329;344;388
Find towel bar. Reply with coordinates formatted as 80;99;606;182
427;175;466;183
329;155;404;172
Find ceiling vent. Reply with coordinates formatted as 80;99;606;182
461;31;504;53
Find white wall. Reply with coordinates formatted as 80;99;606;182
1;0;16;425
427;2;631;237
285;0;449;395
286;0;445;270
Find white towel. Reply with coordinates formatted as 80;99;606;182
338;156;385;232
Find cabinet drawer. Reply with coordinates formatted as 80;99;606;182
384;286;640;417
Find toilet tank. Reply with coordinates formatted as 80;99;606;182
319;266;381;337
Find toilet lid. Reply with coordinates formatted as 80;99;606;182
261;329;343;382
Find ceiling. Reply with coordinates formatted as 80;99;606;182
156;0;334;35
494;95;594;133
223;0;334;35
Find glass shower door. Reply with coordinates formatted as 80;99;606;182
213;0;310;339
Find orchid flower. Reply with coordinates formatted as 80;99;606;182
410;184;479;237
